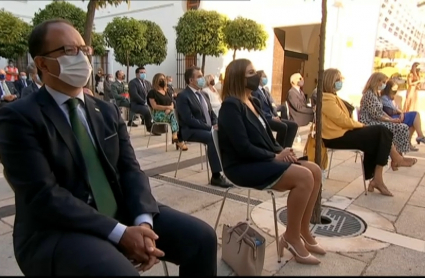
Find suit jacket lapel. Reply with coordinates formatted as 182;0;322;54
84;96;106;151
245;100;276;150
36;88;89;181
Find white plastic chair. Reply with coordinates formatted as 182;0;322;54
211;129;283;263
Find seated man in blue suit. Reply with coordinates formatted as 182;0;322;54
252;70;298;148
176;67;232;188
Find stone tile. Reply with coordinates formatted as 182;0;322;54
190;199;274;246
336;176;368;199
329;150;357;161
148;178;164;188
251;207;286;237
163;169;198;180
346;204;395;232
326;158;344;169
382;172;421;193
323;195;354;210
364;227;425;252
364;245;425;276
0;221;12;235
262;239;292;273
322;179;349;199
180;171;210;186
316;236;389;253
0;180;14;201
0;197;14;208
384;162;425;178
231;188;287;202
338;251;376;264
325;165;362;184
151;184;221;214
0;233;22;275
2;215;14;227
378;212;398;223
353;189;411;216
408;185;425;208
277;251;366;276
395;205;425;241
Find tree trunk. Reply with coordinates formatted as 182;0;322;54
233;49;237;60
201;54;206;74
126;55;130;83
311;0;328;225
83;0;97;93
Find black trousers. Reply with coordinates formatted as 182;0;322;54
322;125;393;180
130;103;153;130
186;129;222;174
51;205;217;276
267;118;298;148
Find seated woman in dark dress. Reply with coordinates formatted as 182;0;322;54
147;73;187;151
381;79;425;151
218;59;324;265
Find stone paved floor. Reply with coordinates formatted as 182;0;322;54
1;123;425;276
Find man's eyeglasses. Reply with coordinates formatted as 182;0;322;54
41;45;93;57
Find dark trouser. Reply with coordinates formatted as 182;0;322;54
276;104;288;120
50;205;217;276
187;129;222;174
267;118;298;148
130;103;153;130
116;99;136;124
322;125;393;180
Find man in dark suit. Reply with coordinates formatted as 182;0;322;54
0;19;217;276
103;73;113;102
128;67;159;134
14;71;32;96
252;70;298;148
176;67;232;188
21;63;42;98
0;69;18;107
111;70;137;127
287;73;314;127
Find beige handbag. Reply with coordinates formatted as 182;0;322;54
221;222;266;276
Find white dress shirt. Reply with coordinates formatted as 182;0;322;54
46;86;153;244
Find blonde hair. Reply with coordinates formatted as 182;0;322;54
204;74;215;88
152;73;166;91
323;68;341;94
290;73;302;85
362;72;388;95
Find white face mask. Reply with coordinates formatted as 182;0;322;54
44;52;92;87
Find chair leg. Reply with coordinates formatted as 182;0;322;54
355;152;358;163
326;149;334;179
129;114;136;133
146;124;154;148
199;144;204;170
161;261;169;276
174;147;183;178
165;125;168;152
205;145;210;181
246;189;251;222
360;153;368;196
269;191;281;263
214;187;233;231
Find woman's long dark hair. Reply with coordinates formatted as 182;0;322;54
381;79;397;97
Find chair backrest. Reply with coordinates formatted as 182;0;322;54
353;106;360;121
211;128;224;170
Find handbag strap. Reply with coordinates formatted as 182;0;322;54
227;222;251;243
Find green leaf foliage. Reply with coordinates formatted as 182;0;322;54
92;32;106;56
33;1;106;55
175;10;227;57
104;17;147;67
128;20;167;66
0;9;31;59
224;16;268;54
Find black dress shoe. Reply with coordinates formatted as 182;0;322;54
210;175;233;188
127;121;138;127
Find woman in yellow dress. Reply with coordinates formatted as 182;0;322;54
403;62;421;112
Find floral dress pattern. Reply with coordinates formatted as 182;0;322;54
359;90;410;153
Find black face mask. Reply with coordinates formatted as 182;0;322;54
159;80;165;87
246;74;261;91
210;80;215;86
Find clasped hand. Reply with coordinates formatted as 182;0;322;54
119;224;165;272
275;148;298;163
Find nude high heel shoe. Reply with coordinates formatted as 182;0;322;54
300;235;326;255
278;235;321;265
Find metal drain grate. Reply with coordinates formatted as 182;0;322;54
152;175;262;206
277;206;367;238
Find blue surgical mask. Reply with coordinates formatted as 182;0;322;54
197;77;205;88
21;76;27;80
262;77;268;86
379;84;386;90
334;81;343;91
140;73;146;80
0;74;5;80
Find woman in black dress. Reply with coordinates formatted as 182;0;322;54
218;59;324;265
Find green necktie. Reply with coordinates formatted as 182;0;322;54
66;98;118;218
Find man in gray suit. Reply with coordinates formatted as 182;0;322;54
287;73;314;126
111;70;137;127
128;66;159;135
0;69;18;107
21;63;42;98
